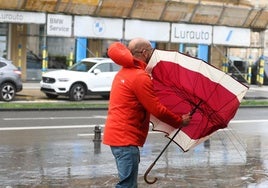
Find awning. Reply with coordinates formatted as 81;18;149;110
0;0;267;30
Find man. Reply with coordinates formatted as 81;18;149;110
103;38;191;188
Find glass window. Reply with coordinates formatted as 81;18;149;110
69;61;96;72
95;63;110;72
0;24;8;58
111;63;121;72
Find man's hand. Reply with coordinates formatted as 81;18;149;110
181;112;192;126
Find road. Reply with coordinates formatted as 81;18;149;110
0;108;268;187
0;110;106;130
0;107;267;134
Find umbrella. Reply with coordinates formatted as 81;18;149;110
144;49;248;184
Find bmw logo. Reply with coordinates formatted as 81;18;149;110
93;19;105;36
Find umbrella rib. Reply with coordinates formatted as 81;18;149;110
223;126;247;162
228;125;247;151
216;129;246;162
171;86;201;111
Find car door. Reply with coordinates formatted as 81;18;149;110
89;62;117;92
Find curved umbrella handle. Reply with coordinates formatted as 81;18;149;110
144;128;182;184
144;161;158;184
144;102;201;184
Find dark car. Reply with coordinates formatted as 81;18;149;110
227;56;247;82
0;57;23;101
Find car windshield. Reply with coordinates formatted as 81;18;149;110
68;61;97;72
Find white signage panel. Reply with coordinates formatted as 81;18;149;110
74;16;123;39
213;26;250;46
0;10;45;24
171;24;212;45
47;14;72;37
125;20;170;42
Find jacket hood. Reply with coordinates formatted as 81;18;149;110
108;42;135;68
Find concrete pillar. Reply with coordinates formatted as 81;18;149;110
88;39;102;57
211;45;227;69
10;24;27;81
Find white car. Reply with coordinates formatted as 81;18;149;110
40;57;120;101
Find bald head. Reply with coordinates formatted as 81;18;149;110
128;38;153;63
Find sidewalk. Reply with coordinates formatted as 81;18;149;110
243;84;268;100
17;82;268;101
18;82;46;98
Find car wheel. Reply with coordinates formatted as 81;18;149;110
45;93;58;99
69;83;86;101
0;82;16;102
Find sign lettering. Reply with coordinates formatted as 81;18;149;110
171;24;212;45
0;10;45;24
47;14;72;37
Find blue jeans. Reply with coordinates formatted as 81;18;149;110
111;146;140;188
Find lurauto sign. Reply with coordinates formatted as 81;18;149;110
171;23;250;47
171;23;213;45
0;10;45;24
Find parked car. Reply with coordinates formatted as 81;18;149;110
40;57;121;101
0;57;23;102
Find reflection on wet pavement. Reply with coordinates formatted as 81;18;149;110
0;123;268;187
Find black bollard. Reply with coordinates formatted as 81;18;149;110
93;125;102;154
93;125;102;142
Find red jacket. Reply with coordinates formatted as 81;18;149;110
103;43;183;147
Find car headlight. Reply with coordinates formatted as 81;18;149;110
58;78;69;82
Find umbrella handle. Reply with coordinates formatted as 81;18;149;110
144;161;158;184
144;101;201;184
144;128;182;184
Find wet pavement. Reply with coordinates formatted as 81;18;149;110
0;82;268;187
1;121;268;188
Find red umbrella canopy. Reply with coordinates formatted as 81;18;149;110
146;49;248;152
